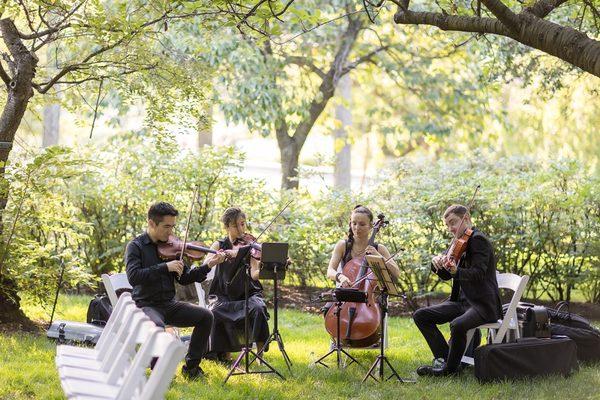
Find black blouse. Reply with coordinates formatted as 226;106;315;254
208;237;263;301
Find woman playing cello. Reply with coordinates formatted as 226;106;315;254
324;205;400;347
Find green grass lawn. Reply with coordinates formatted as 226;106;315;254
1;295;599;400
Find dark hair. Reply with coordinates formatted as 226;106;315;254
443;204;469;219
147;202;178;224
348;205;373;243
221;207;246;228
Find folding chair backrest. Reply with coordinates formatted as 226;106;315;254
102;273;133;308
104;313;154;382
102;305;144;366
95;293;134;354
495;272;529;342
116;330;185;400
141;333;187;400
194;268;214;308
114;327;162;400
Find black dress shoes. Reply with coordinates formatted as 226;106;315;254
416;362;459;377
182;364;206;380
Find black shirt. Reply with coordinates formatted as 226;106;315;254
125;232;211;307
208;237;263;301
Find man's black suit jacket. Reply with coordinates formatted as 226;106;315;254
434;228;502;322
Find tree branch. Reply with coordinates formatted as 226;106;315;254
0;62;10;86
35;35;130;94
524;0;570;19
480;0;522;32
341;44;391;75
284;55;326;79
393;6;600;77
394;10;514;36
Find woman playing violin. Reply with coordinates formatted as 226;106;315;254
413;204;501;377
203;207;270;363
326;205;400;287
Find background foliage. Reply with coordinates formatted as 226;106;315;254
2;136;597;309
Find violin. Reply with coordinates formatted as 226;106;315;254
324;213;388;348
157;234;227;261
443;228;473;269
232;233;262;260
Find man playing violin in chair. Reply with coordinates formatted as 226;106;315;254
125;202;228;380
413;204;501;377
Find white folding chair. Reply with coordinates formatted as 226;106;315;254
56;293;135;360
194;266;215;308
461;272;529;365
59;311;155;384
62;330;186;400
102;273;132;308
57;304;142;371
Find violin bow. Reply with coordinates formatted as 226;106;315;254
251;199;293;244
180;185;199;264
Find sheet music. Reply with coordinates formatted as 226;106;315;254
365;254;399;296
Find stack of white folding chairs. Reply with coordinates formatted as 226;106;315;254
55;293;187;400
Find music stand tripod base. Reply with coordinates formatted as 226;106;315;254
223;245;285;385
314;295;365;370
361;255;415;384
253;242;293;372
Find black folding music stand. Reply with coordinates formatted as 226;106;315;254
362;255;413;383
254;242;293;371
223;245;284;384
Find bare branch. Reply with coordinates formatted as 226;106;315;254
236;0;268;29
17;1;84;39
524;0;570;19
0;61;10;86
480;0;522;32
394;10;514;37
284;55;327;79
341;44;391;75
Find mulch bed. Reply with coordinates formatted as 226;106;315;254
264;284;600;321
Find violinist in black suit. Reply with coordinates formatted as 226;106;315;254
413;204;501;376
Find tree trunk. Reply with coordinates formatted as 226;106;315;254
42;44;60;148
0;18;38;325
276;122;301;190
197;103;213;148
333;75;352;191
42;103;61;147
275;16;363;190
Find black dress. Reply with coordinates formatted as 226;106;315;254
208;237;270;353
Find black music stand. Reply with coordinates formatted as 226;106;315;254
313;288;366;369
362;255;413;383
223;245;284;384
253;242;293;371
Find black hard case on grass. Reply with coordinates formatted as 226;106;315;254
550;324;600;363
474;337;578;383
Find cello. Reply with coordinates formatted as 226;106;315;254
324;214;388;348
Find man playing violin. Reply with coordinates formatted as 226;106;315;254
413;204;501;377
125;202;227;380
203;207;270;363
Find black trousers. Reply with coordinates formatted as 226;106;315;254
412;301;487;371
208;294;270;353
141;300;214;367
